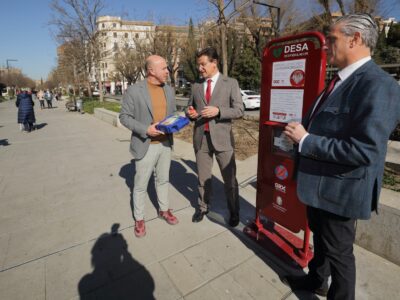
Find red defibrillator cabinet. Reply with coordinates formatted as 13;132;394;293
244;32;327;267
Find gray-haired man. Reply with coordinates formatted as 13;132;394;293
283;14;400;299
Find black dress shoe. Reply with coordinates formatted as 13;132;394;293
281;275;328;297
192;210;208;223
228;214;239;227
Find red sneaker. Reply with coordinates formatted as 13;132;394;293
159;209;179;225
134;220;146;238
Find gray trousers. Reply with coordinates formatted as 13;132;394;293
133;141;171;220
195;133;239;215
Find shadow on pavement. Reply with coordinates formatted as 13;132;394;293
35;123;48;130
169;160;198;208
0;139;10;146
119;160;159;219
180;158;314;298
78;223;155;299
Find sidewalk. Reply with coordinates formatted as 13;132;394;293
0;99;399;299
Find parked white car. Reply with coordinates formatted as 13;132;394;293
241;90;260;110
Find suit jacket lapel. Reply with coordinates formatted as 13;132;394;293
141;80;153;119
198;80;207;105
210;75;225;106
308;60;373;123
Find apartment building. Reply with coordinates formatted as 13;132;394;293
95;16;155;94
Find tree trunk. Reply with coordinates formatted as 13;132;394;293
218;0;228;76
98;77;104;102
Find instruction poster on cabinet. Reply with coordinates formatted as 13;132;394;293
272;59;306;87
269;89;304;123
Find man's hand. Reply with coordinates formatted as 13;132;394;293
146;123;164;137
284;122;308;144
187;106;199;119
201;106;219;119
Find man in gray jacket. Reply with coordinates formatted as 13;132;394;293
283;14;400;299
119;55;178;238
186;47;244;227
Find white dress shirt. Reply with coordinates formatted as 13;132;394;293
203;72;220;98
299;56;371;151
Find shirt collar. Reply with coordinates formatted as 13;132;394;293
206;72;220;83
338;56;371;82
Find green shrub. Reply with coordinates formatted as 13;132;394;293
82;98;121;114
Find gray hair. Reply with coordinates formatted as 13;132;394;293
333;13;379;51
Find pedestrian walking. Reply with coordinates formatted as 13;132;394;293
16;90;36;132
37;90;45;109
45;90;53;108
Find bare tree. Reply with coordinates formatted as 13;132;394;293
49;0;105;101
234;0;297;62
207;0;231;75
113;43;146;85
153;25;186;87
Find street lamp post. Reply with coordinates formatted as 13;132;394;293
6;59;18;75
253;1;281;37
5;59;18;95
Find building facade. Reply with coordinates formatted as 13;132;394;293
95;16;155;94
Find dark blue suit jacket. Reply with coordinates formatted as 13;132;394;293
297;60;400;220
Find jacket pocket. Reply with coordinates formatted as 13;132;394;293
318;106;350;134
318;167;367;206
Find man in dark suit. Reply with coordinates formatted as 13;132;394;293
283;14;400;299
186;47;244;227
120;55;178;238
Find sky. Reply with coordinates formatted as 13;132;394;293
1;0;399;81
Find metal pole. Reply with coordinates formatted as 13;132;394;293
252;1;281;37
6;59;18;90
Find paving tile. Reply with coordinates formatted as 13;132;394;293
185;273;254;300
144;209;225;261
161;252;205;296
45;242;93;300
245;255;291;294
228;261;284;299
0;233;10;270
181;242;225;282
0;260;45;300
199;230;255;271
355;245;400;300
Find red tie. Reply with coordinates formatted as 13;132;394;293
204;79;212;131
309;75;340;122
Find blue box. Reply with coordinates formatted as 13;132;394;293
156;114;190;134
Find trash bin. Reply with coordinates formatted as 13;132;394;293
76;99;83;113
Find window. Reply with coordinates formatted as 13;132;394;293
102;32;106;36
114;42;118;50
135;33;139;38
124;33;128;38
105;63;107;68
113;32;117;38
113;23;116;28
102;23;105;28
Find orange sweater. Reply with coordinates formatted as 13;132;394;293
147;82;167;143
